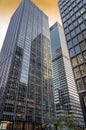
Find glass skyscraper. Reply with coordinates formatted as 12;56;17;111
58;0;86;126
50;22;85;128
0;0;54;129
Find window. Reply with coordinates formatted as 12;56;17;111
71;15;76;21
78;2;83;8
83;77;86;85
83;30;86;39
78;17;83;24
71;57;77;66
75;45;80;54
75;27;80;34
77;34;83;42
69;24;73;30
63;22;67;28
76;79;84;91
80;41;86;51
64;28;69;34
76;12;80;17
72;37;78;45
80;8;85;14
83;13;86;20
68;41;73;48
69;48;75;57
66;33;71;41
83;0;86;3
77;54;84;64
74;7;78;12
73;21;78;27
74;67;80;78
80;64;86;75
83;51;86;59
71;30;75;37
80;23;86;31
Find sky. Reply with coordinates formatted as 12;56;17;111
0;0;62;50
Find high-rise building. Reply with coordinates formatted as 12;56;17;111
50;22;85;128
58;0;86;126
0;0;54;129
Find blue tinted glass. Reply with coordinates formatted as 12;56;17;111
71;30;75;37
73;37;78;45
75;27;80;34
80;23;85;31
68;41;73;48
77;34;83;42
75;45;80;54
70;48;75;57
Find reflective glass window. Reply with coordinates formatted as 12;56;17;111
80;8;85;14
69;24;74;30
83;77;86;85
64;28;69;34
80;23;86;31
77;54;84;64
83;13;86;20
76;12;80;17
69;48;75;57
75;45;80;54
72;37;78;45
83;51;86;59
80;41;86;51
71;30;75;37
71;57;77;66
80;64;86;75
83;30;86;39
73;21;78;27
71;15;76;21
76;79;84;91
74;7;78;12
66;33;71;41
77;34;83;42
74;67;80;78
68;41;73;48
78;17;83;24
75;27;81;34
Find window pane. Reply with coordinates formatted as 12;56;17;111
80;64;86;75
83;51;86;59
77;54;84;64
74;67;80;78
76;79;84;91
83;30;86;39
75;45;80;54
72;37;78;45
68;41;73;48
77;34;83;42
71;57;77;66
69;48;75;57
80;41;86;51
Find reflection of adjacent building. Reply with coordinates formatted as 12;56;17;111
0;0;54;129
58;0;86;126
50;22;85;128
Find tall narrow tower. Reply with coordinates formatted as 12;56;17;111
50;22;85;128
0;0;54;129
58;0;86;126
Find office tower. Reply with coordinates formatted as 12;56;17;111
0;0;54;129
50;22;85;128
58;0;86;125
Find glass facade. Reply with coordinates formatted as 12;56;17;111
59;0;86;126
50;22;85;128
0;0;54;130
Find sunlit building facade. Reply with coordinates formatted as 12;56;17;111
58;0;86;126
0;0;54;129
50;22;85;128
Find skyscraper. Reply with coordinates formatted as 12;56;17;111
0;0;54;129
50;22;85;128
58;0;86;125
